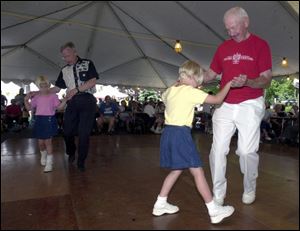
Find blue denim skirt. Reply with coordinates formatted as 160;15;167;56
33;115;58;139
160;125;203;169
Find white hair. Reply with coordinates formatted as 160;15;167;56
224;6;249;22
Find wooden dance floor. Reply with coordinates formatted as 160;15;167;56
1;132;299;229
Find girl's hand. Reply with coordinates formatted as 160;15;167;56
25;92;35;100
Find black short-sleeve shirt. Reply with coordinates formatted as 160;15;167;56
55;57;99;94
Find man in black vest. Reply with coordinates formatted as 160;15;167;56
52;42;99;172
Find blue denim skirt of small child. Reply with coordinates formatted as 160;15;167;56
160;125;203;169
33;115;58;139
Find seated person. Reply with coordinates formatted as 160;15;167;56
131;100;143;113
143;100;156;131
119;100;133;133
260;102;273;141
97;95;119;134
5;99;22;129
270;104;286;138
281;104;299;144
21;107;30;129
151;101;165;134
281;115;299;145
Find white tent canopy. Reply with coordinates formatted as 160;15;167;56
94;85;128;99
1;1;299;89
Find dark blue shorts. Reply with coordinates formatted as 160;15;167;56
33;115;58;139
160;125;203;169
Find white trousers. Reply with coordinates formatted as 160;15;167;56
209;96;265;199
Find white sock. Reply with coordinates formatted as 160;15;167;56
46;154;53;161
155;195;167;206
205;200;217;212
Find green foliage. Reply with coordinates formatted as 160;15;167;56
265;79;296;104
285;105;293;112
138;89;161;102
202;85;219;94
137;78;298;105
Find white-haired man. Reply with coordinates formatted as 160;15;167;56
204;7;272;205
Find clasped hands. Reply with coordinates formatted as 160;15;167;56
231;74;247;88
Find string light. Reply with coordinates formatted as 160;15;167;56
174;40;182;53
281;57;288;67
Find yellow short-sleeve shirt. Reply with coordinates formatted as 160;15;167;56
162;85;208;127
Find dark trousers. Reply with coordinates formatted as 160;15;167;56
63;93;96;167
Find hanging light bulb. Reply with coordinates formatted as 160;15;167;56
281;57;288;67
174;40;182;53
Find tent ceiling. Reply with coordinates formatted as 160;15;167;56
1;1;299;88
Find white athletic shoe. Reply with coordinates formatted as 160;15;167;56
242;191;256;204
152;202;179;216
209;205;235;224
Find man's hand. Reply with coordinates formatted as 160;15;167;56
231;74;247;88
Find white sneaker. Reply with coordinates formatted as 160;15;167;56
44;155;53;173
209;205;235;224
150;127;156;133
242;191;256;204
152;202;179;216
213;196;224;206
40;150;47;166
154;127;162;134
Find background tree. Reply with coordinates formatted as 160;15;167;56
202;85;219;95
138;89;161;102
265;78;296;104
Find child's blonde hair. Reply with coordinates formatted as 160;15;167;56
35;76;50;89
178;60;204;85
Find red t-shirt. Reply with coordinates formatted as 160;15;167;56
210;34;272;104
5;104;22;117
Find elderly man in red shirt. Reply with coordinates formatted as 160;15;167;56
204;6;272;206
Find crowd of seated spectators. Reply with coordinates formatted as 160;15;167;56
1;88;28;132
86;96;167;135
260;102;299;145
2;89;298;147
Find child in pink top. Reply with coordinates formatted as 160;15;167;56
24;76;67;173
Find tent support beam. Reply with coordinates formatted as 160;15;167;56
110;2;191;61
85;2;105;59
148;57;179;68
147;58;168;87
100;57;142;74
25;46;60;69
2;2;96;60
108;2;167;88
175;2;225;42
1;44;24;49
1;2;88;31
24;2;96;46
279;1;299;23
1;44;25;58
108;2;144;57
